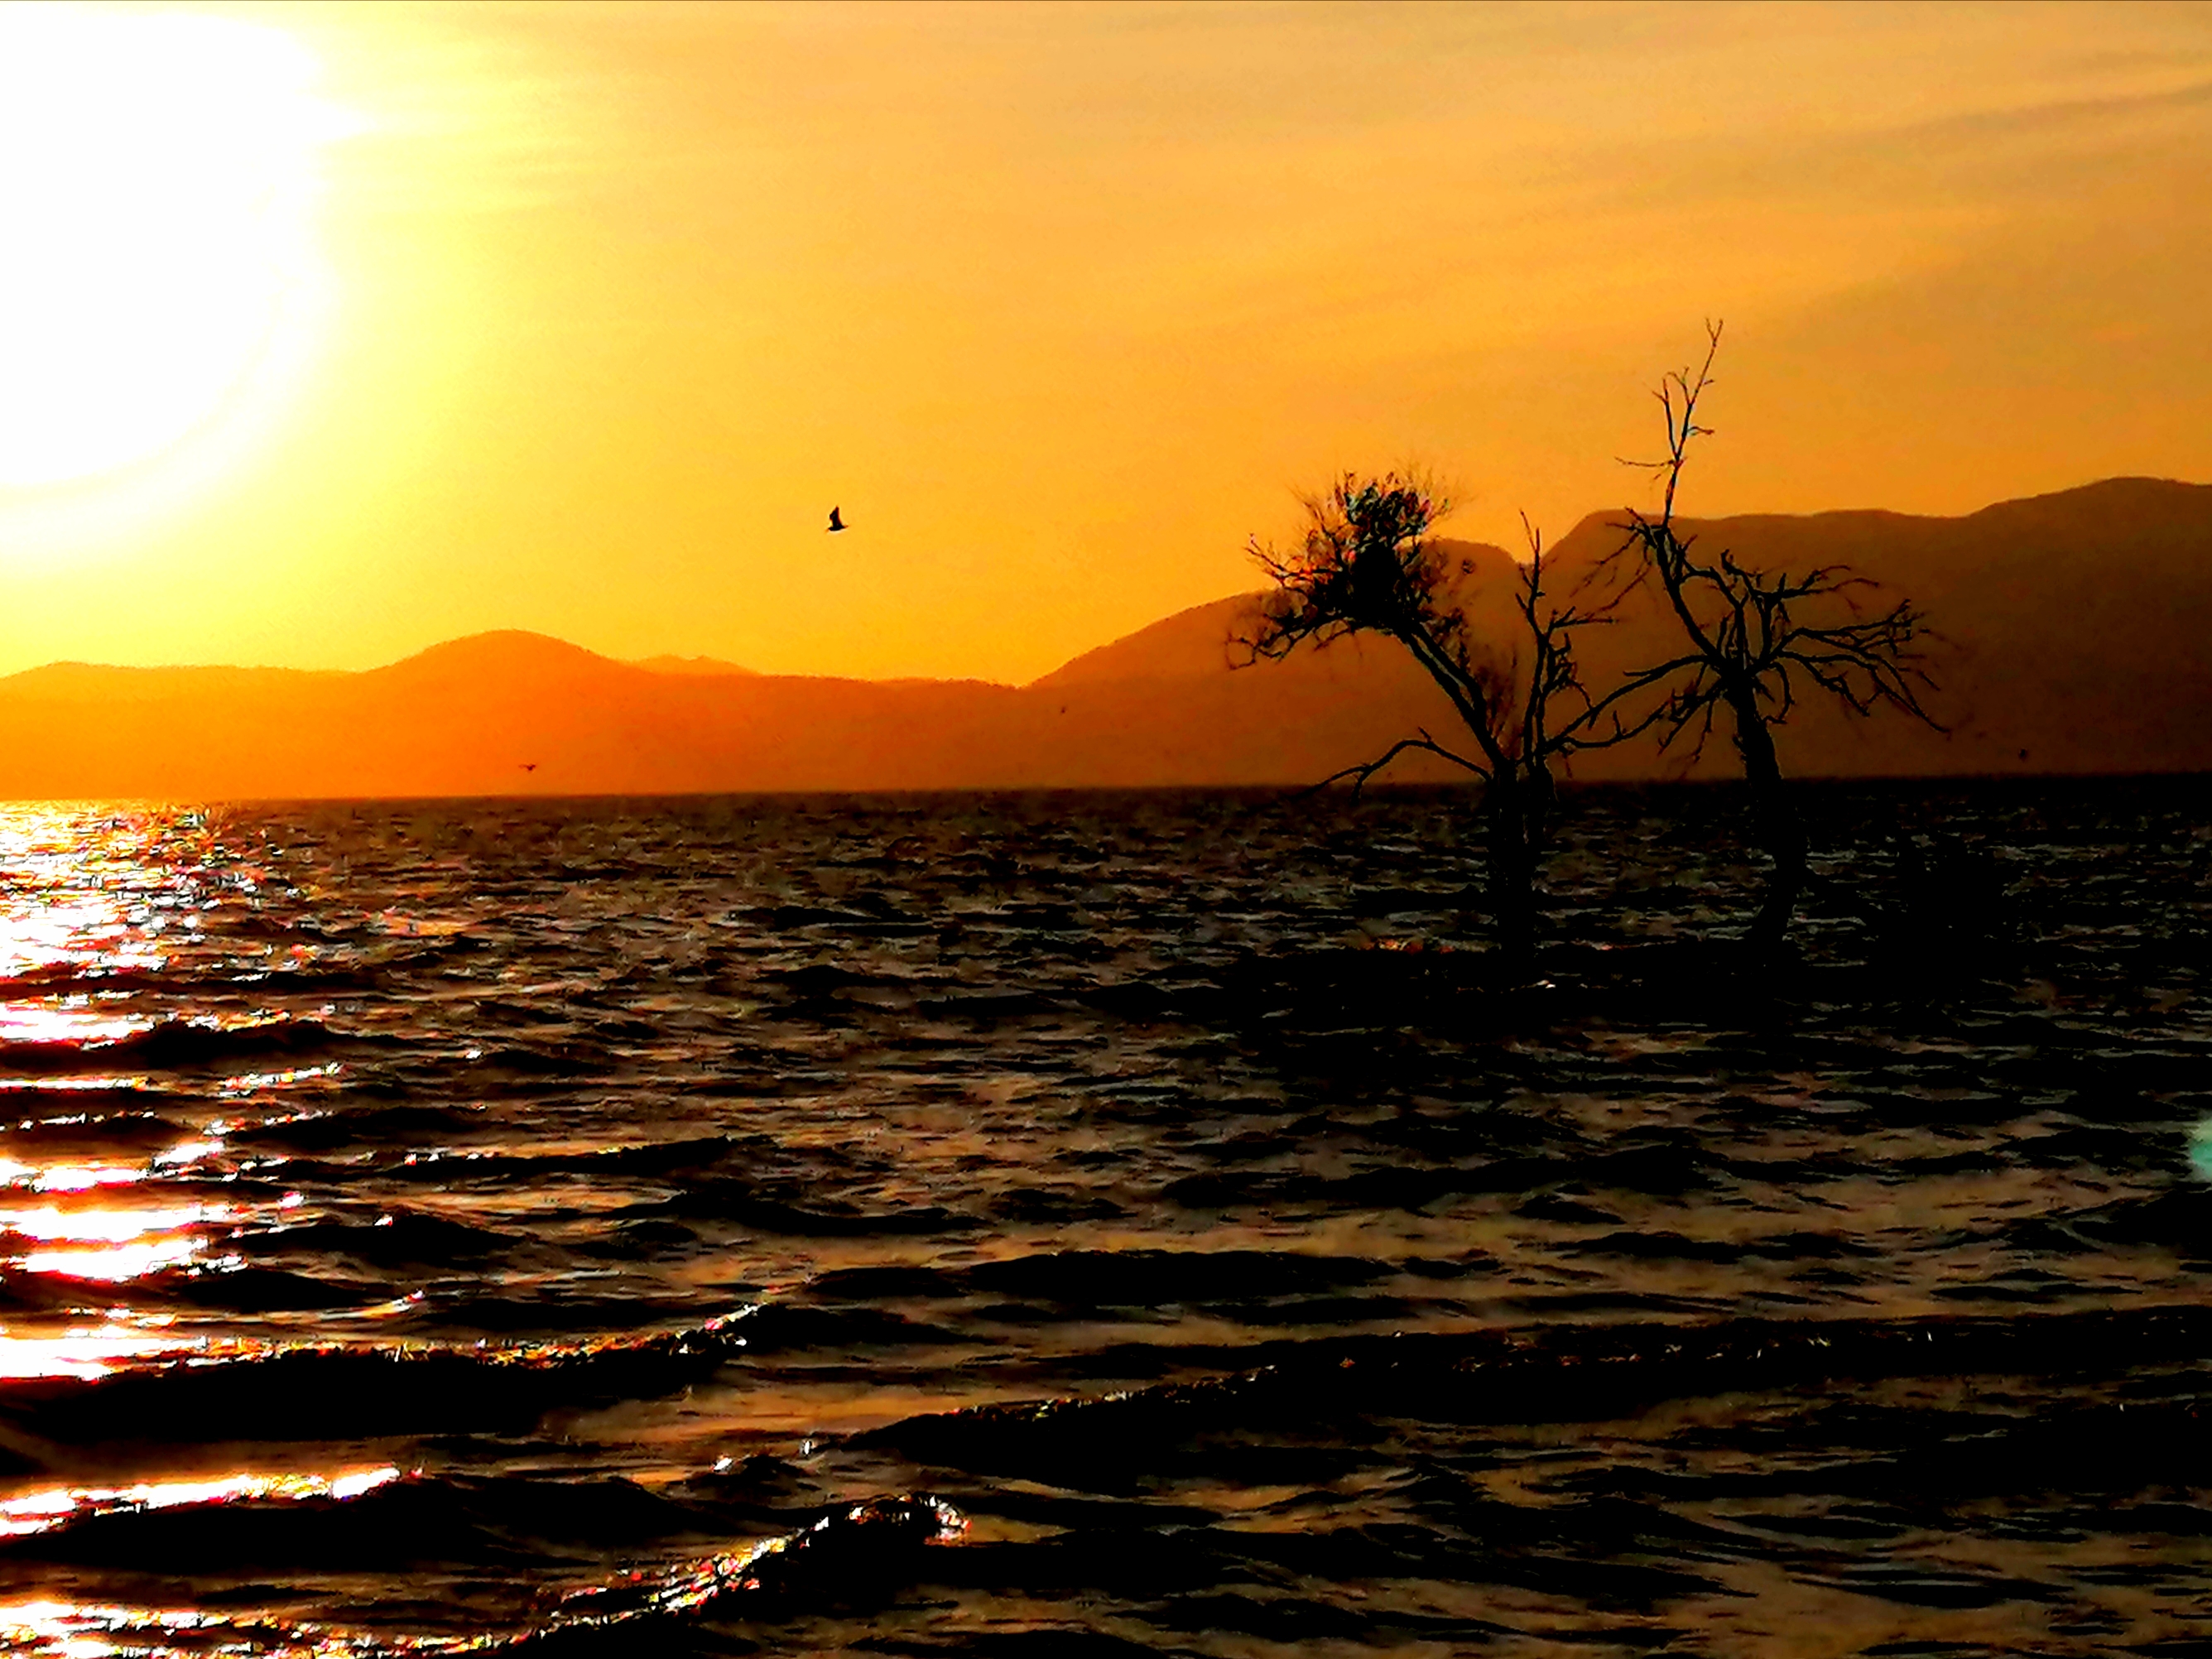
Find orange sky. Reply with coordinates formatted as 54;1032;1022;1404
0;1;2207;683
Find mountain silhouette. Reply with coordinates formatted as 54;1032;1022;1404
0;478;2205;799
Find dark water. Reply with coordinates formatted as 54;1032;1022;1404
0;781;2205;1657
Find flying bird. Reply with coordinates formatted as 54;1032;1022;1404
826;507;847;533
520;762;538;772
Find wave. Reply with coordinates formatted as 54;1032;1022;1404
0;1311;762;1448
531;1494;964;1644
0;1107;189;1154
225;1103;484;1154
657;1179;980;1238
808;1247;1399;1313
1;1470;698;1574
233;1209;518;1268
0;1018;353;1076
363;1133;756;1185
0;1475;963;1653
861;1304;2212;1477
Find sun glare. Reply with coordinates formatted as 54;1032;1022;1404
0;7;354;499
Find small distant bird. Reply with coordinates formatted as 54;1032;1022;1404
826;507;847;533
520;762;538;772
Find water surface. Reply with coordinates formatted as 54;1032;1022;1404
0;781;2204;1655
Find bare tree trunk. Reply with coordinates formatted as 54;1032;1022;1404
1729;693;1807;954
1484;776;1539;979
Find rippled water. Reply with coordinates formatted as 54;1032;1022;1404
0;781;2204;1656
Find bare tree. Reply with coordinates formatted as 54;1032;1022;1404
1609;323;1939;951
1244;474;1655;974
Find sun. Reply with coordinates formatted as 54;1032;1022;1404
0;7;353;495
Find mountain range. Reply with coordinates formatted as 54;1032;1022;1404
3;477;2207;799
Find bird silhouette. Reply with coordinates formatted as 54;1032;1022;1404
826;507;846;533
520;762;538;772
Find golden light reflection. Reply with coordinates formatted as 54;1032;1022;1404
0;1589;481;1659
0;1599;215;1659
0;809;296;1221
0;1464;399;1539
0;1323;192;1382
0;898;161;984
150;1138;224;1167
0;1080;148;1099
21;1239;210;1283
0;808;197;986
0;1176;238;1282
0;1007;151;1048
217;1063;344;1098
5;1204;223;1243
20;1165;143;1195
0;1305;757;1383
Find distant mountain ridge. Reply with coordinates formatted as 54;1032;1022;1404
2;477;2206;798
631;653;760;677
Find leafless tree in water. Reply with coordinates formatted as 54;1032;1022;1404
1243;473;1660;974
1607;322;1940;951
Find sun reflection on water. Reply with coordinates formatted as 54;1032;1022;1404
0;804;281;984
0;896;164;985
0;1181;233;1283
0;811;194;984
219;1061;343;1097
0;807;301;1329
21;1238;210;1282
0;1463;410;1654
0;1464;399;1538
151;1137;224;1166
0;1323;193;1380
0;1591;479;1659
0;1005;151;1048
0;1599;216;1659
20;1165;145;1194
2;1205;216;1243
